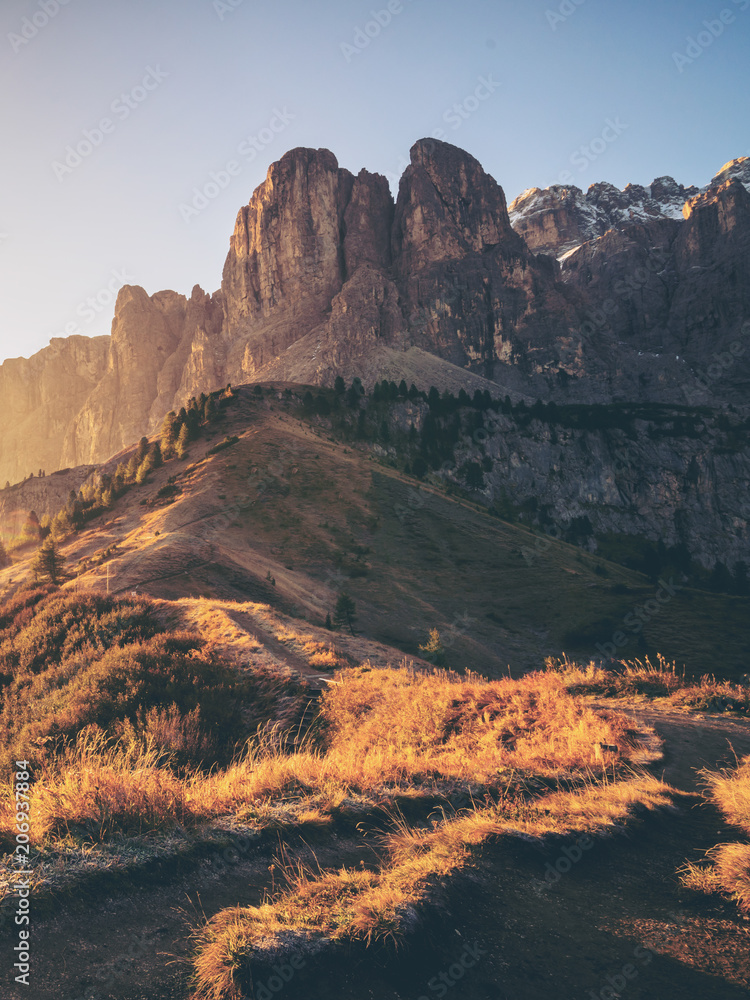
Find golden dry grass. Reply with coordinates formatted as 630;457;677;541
550;654;750;713
2;730;191;844
679;754;750;912
0;625;676;1000
700;755;750;833
186;667;671;1000
1;663;656;847
190;774;674;1000
320;665;651;782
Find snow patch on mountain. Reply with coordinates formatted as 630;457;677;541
509;157;750;256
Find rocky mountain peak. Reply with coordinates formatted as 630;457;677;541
393;138;523;273
1;143;749;492
510;157;750;259
711;156;750;189
649;175;685;202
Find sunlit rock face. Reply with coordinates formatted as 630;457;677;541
1;145;749;490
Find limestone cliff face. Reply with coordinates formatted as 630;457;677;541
60;284;223;469
0;336;109;485
391;141;590;385
447;408;750;572
0;467;98;543
393;139;523;272
2;144;750;525
221;149;352;377
557;171;750;403
218;140;587;388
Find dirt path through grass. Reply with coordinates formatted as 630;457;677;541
9;705;750;1000
8;834;374;1000
222;608;328;684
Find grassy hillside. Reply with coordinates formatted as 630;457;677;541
1;384;747;678
1;385;749;999
2;588;749;997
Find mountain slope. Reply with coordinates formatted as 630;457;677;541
2;385;748;677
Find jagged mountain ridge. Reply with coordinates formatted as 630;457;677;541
1;143;749;487
509;156;750;257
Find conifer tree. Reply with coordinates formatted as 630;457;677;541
204;396;218;423
160;411;178;458
419;628;447;667
21;511;42;544
50;508;74;541
333;593;357;635
32;537;66;585
176;423;190;459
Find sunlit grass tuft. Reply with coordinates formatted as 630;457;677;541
190;774;674;999
679;754;750;912
548;653;750;713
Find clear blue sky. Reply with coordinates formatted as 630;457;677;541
1;0;748;363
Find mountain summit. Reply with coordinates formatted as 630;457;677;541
1;142;748;484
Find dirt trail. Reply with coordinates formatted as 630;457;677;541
8;706;750;1000
7;833;372;1000
222;608;331;686
422;705;750;1000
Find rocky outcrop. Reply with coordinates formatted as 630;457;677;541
508;160;749;259
508;175;699;258
557;171;750;404
0;336;109;486
393;139;523;271
59;284;223;469
2;144;749;491
0;466;98;544
442;406;750;573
